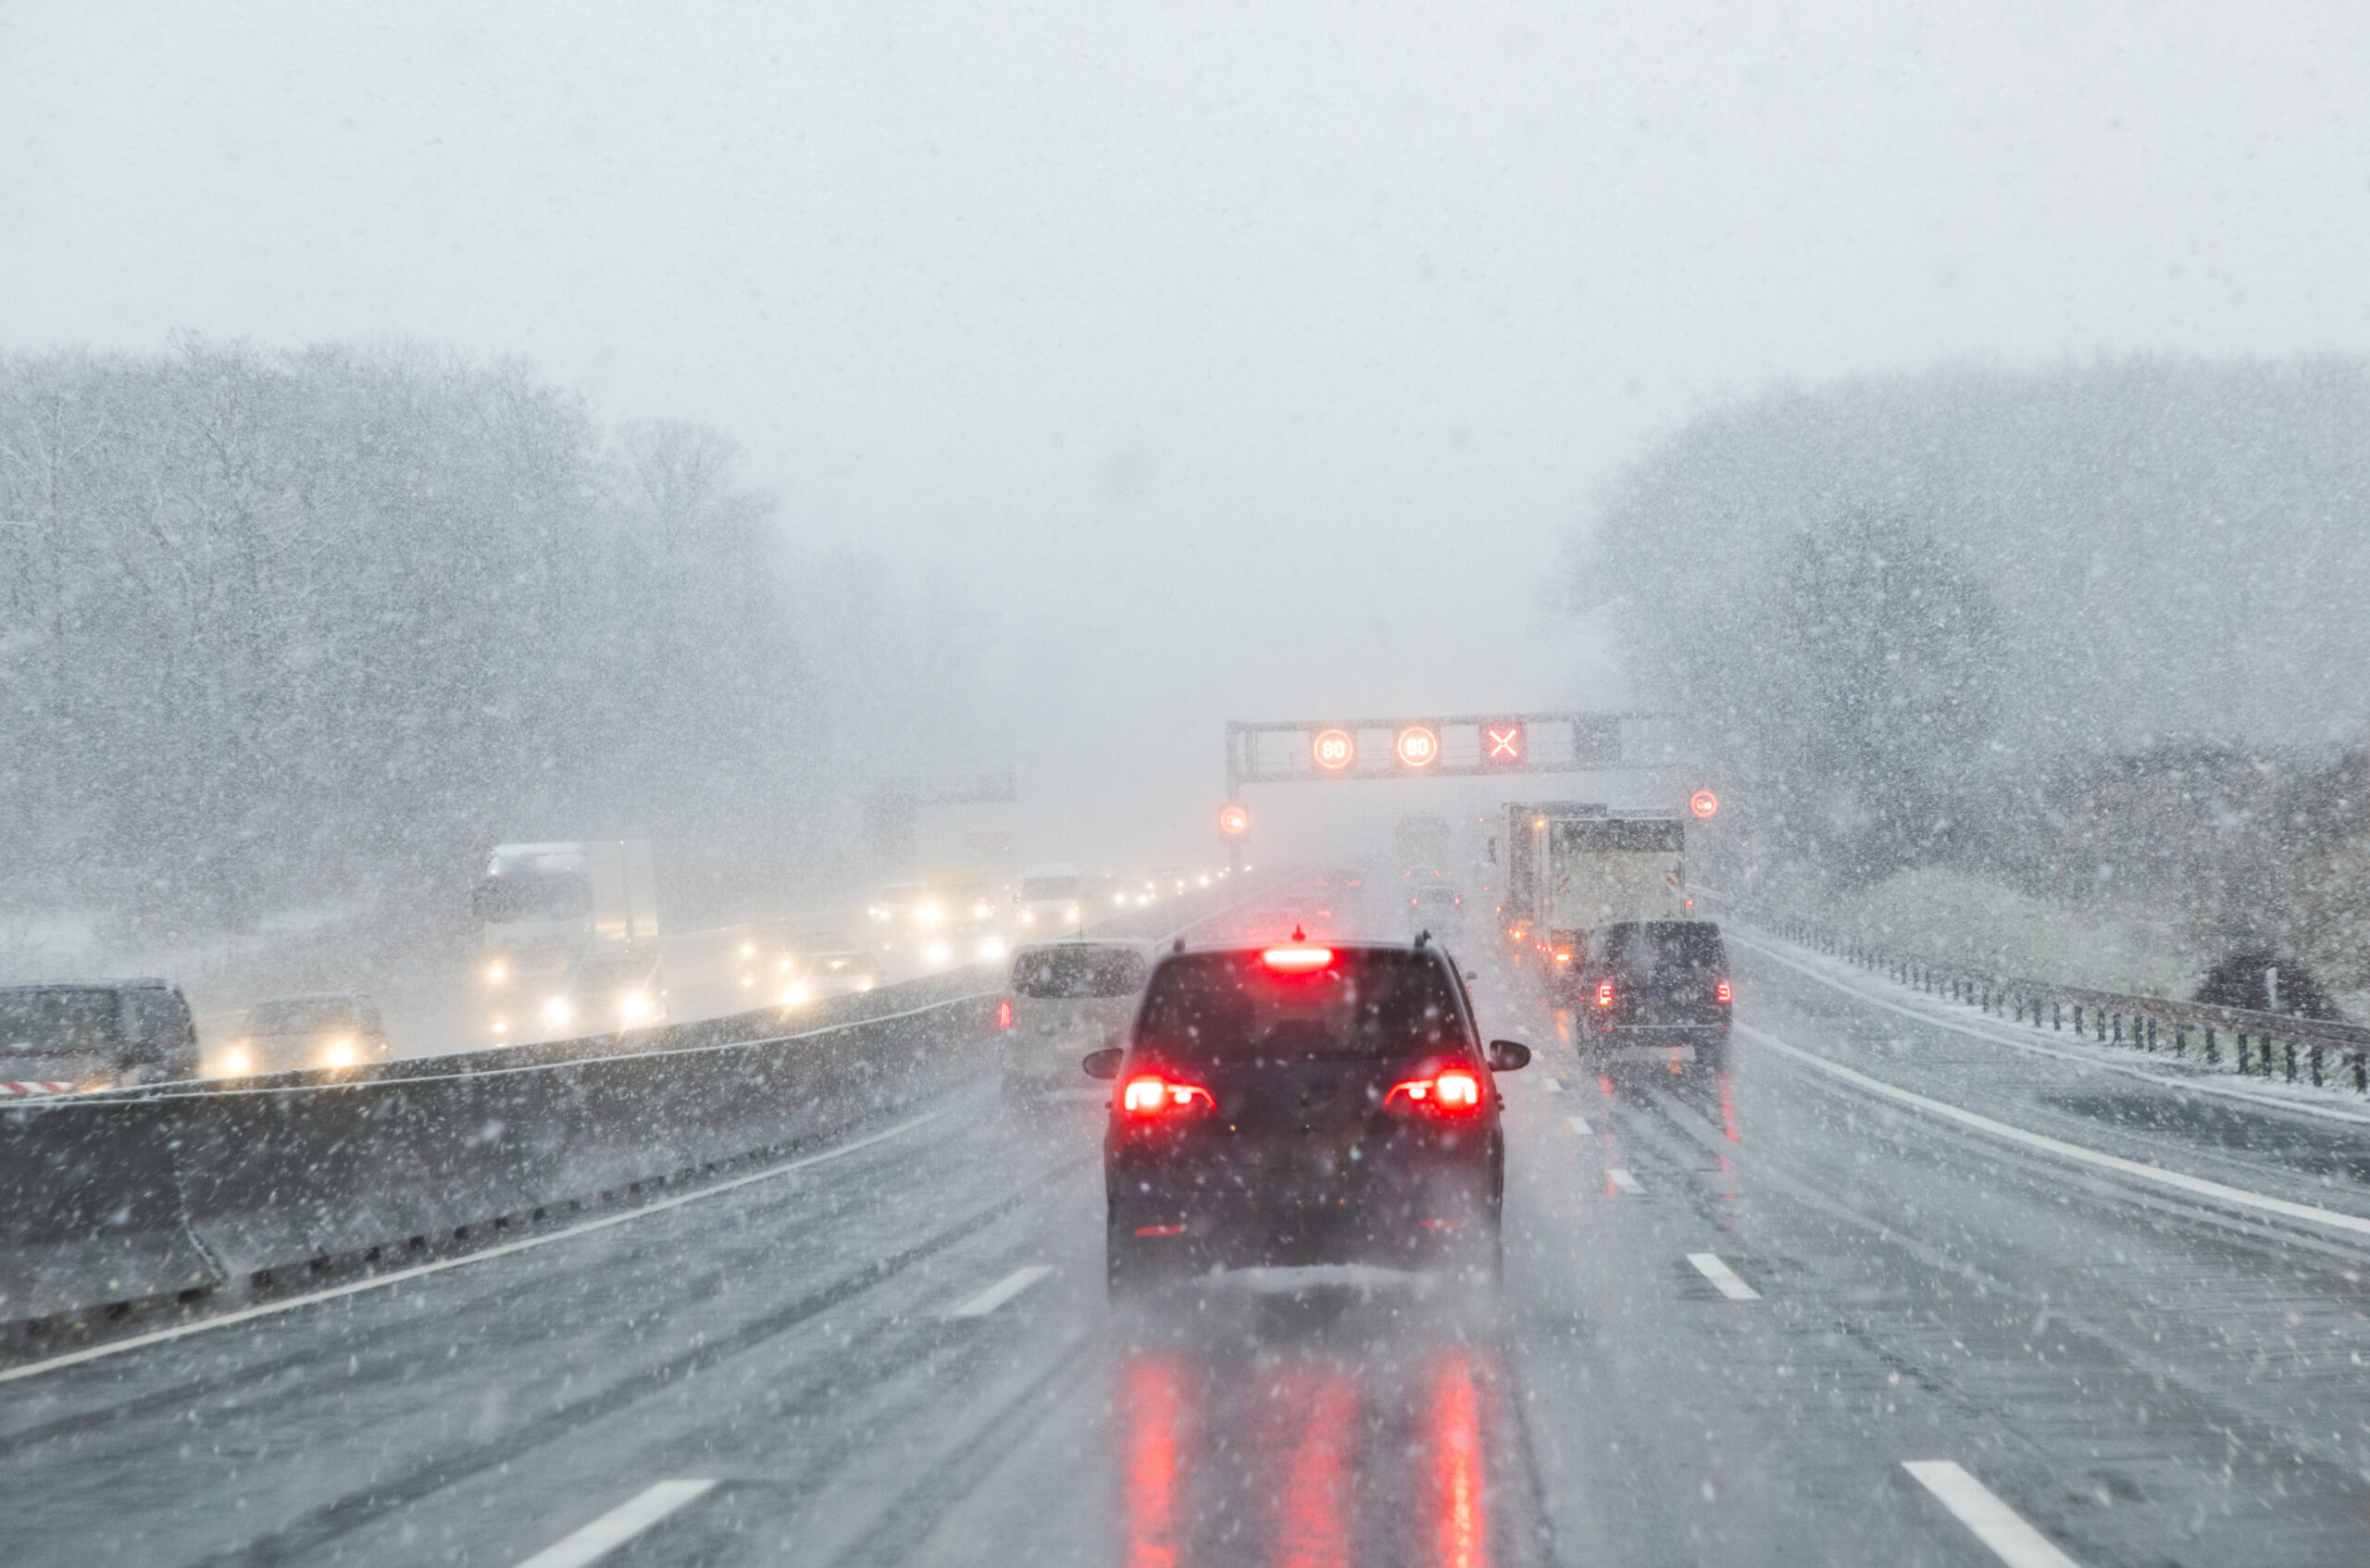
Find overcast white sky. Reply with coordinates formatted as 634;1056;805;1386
7;1;2368;856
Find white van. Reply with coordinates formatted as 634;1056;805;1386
998;940;1155;1100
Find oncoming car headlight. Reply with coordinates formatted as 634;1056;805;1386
978;937;1008;961
321;1039;356;1068
781;981;809;1006
218;1045;252;1076
544;997;572;1026
617;991;652;1024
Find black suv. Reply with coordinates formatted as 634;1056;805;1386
1578;919;1732;1061
0;979;200;1090
1086;936;1529;1296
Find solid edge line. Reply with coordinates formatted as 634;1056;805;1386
1685;1251;1760;1300
949;1264;1055;1318
0;1107;953;1387
1732;932;2370;1128
1740;1024;2370;1240
514;1478;719;1568
1902;1461;2085;1568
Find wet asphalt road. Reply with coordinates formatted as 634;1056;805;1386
4;927;2366;1567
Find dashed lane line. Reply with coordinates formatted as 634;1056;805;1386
0;1108;953;1387
1606;1167;1640;1193
1902;1462;2086;1568
948;1265;1054;1318
513;1479;718;1568
1565;1114;1591;1135
1741;1024;2370;1242
1685;1252;1760;1300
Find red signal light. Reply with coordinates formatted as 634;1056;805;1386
1393;726;1441;769
1481;721;1526;768
1121;1075;1216;1118
1261;929;1335;972
1384;1068;1486;1117
1216;803;1250;839
996;997;1013;1029
1690;790;1719;819
1311;728;1356;772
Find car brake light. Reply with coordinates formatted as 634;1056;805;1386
996;997;1013;1029
1553;949;1573;964
1121;1075;1215;1118
1594;979;1615;1009
1384;1068;1485;1117
1715;979;1732;1004
1261;927;1333;972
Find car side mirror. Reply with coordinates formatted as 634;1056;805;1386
1082;1047;1124;1080
1486;1039;1532;1072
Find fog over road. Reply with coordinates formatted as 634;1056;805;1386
7;902;2363;1568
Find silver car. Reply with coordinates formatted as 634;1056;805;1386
998;940;1155;1101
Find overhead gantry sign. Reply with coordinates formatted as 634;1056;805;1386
1223;712;1665;797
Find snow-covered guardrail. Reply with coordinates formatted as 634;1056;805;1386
1704;895;2370;1096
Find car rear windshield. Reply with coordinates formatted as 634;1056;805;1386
1011;946;1149;999
1136;950;1469;1062
0;989;121;1054
1603;922;1726;977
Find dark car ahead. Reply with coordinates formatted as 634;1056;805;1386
1086;935;1530;1297
1578;919;1732;1062
0;979;199;1092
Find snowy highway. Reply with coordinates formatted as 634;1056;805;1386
6;920;2364;1568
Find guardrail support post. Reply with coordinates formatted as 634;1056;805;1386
2204;1027;2217;1065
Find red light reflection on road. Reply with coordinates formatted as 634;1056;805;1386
1265;1364;1358;1568
1121;1353;1199;1568
1428;1350;1489;1568
1718;1071;1740;1142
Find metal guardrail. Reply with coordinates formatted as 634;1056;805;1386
1705;895;2370;1096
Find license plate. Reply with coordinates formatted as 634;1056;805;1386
1607;1042;1695;1062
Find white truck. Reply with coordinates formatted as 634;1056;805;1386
473;840;659;970
1017;862;1085;935
1533;814;1687;1000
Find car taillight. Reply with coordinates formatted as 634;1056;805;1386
1384;1068;1485;1118
996;997;1013;1029
1594;979;1615;1008
1120;1075;1215;1118
1715;979;1732;1005
1553;949;1573;965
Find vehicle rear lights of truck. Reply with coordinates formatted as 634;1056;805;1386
996;998;1013;1029
1553;949;1573;965
1134;1223;1187;1238
1385;1068;1484;1116
1594;979;1615;1009
1715;979;1732;1004
1121;1076;1215;1117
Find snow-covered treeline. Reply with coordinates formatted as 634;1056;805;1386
1576;355;2370;987
0;342;830;934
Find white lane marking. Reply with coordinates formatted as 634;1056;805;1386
1686;1252;1760;1300
1733;933;2370;1129
514;1479;718;1568
1543;1076;1565;1092
949;1264;1054;1317
1902;1462;2085;1568
1740;1025;2370;1240
1565;1114;1591;1135
1606;1167;1640;1192
0;1107;953;1387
